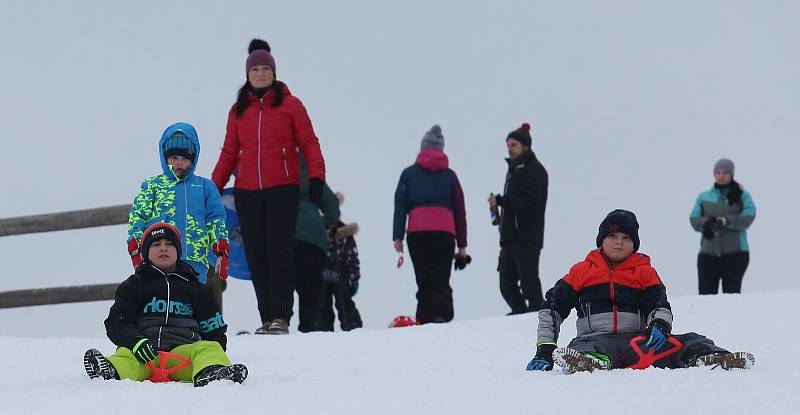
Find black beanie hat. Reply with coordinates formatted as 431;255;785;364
506;122;533;147
596;209;640;251
141;222;182;262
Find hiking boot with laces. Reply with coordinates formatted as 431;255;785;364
193;364;248;387
554;348;611;374
693;352;755;370
84;349;118;380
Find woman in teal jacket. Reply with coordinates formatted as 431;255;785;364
689;158;756;294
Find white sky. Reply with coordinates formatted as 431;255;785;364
0;1;798;330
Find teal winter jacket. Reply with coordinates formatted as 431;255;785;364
689;184;755;257
295;157;340;252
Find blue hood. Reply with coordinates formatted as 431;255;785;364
159;122;200;180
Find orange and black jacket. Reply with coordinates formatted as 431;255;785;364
536;249;673;345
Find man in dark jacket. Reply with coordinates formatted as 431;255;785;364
488;123;548;314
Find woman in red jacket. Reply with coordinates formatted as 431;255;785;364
212;39;326;335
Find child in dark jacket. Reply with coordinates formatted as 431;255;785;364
84;223;247;387
318;218;363;332
526;209;754;374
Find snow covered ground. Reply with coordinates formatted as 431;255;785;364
2;291;797;414
1;1;798;413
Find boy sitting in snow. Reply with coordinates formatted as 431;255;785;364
84;223;247;386
127;122;230;284
526;209;754;374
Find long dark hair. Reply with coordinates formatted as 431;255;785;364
235;39;285;117
715;179;743;205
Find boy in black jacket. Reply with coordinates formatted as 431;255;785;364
84;222;247;386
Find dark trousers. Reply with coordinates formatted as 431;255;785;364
235;186;300;323
697;252;750;295
317;280;363;332
498;242;544;314
407;231;455;324
295;241;326;333
567;332;728;369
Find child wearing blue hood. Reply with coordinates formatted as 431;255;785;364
127;122;230;284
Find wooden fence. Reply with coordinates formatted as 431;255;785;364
0;205;131;308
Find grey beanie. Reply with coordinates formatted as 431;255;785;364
420;124;445;150
714;158;735;177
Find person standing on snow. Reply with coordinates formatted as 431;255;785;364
393;124;469;324
689;158;756;294
317;192;364;332
211;39;327;335
127;122;230;285
487;123;548;314
294;156;341;333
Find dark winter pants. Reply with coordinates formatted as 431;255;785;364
567;332;728;369
407;231;455;324
294;241;326;333
498;242;544;314
697;252;749;295
317;279;363;332
235;186;300;324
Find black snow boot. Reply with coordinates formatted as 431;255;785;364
193;364;248;387
84;349;118;380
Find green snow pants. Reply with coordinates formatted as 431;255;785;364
106;340;232;382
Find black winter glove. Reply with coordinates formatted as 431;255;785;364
526;342;557;371
494;194;504;206
132;338;158;363
454;255;472;271
642;319;671;351
309;178;324;204
701;218;720;239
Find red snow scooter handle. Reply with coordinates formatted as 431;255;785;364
146;351;191;382
628;335;683;369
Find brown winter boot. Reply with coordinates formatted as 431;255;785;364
266;319;289;335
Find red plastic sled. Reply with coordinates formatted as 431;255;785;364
628;335;683;369
146;351;191;382
388;315;420;328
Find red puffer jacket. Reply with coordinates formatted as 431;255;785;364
212;83;326;192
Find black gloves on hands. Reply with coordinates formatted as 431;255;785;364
701;217;725;240
494;194;504;207
454;255;472;271
132;338;158;364
526;342;557;371
642;319;671;351
309;178;324;204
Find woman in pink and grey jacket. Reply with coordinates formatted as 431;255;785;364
393;125;469;324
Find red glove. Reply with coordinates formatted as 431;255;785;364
127;237;142;268
213;239;230;280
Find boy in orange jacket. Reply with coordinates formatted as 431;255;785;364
526;209;754;374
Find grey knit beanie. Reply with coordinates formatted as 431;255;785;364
420;124;445;150
714;158;735;177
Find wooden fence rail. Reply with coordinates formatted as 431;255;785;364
0;284;120;308
1;204;127;308
0;204;132;237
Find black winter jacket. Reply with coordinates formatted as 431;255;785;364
104;261;227;352
498;151;548;247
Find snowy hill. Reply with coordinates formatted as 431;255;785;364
1;1;799;413
3;291;798;414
